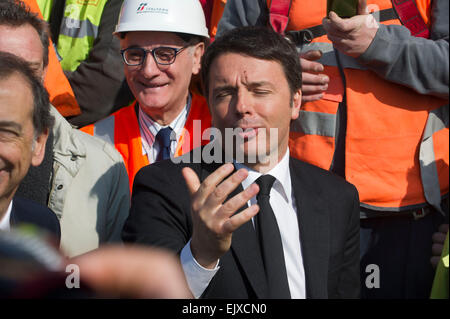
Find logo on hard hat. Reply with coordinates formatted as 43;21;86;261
135;2;168;15
137;3;148;12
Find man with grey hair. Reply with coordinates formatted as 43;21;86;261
0;51;60;240
0;0;130;257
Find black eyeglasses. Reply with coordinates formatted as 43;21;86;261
120;46;188;66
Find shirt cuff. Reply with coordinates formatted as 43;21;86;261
180;239;220;299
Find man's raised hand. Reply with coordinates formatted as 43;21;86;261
182;164;260;269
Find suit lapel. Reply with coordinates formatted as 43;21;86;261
290;159;330;298
230;187;268;299
200;161;268;298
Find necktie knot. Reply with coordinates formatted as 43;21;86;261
155;127;173;148
255;175;276;199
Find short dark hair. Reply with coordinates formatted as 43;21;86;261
201;26;302;98
0;52;54;135
0;0;50;68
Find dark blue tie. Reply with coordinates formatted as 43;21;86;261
255;175;291;298
155;127;173;162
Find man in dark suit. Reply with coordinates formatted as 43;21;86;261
123;26;360;299
0;52;60;241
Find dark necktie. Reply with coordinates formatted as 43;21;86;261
255;175;291;299
155;127;173;162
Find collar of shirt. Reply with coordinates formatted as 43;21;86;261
138;94;192;160
234;149;291;206
0;200;13;231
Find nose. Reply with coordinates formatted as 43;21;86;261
234;90;253;116
139;53;161;78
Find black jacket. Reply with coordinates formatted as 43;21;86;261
11;197;61;244
123;150;360;298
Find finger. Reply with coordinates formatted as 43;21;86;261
216;182;260;220
302;93;325;103
326;34;352;51
300;50;323;61
193;163;235;205
203;168;250;210
432;232;447;245
300;58;325;73
182;167;201;196
302;72;329;85
222;204;260;234
328;11;356;33
430;256;440;268
323;19;353;39
432;243;444;256
438;223;449;233
302;84;328;95
358;0;368;15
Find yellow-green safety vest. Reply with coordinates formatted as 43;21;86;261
430;232;449;299
36;0;108;71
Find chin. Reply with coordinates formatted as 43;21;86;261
138;97;168;111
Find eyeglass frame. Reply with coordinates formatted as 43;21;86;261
120;46;189;66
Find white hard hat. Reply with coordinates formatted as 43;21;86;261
115;0;209;38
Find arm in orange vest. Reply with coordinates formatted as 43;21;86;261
23;0;81;117
322;0;449;99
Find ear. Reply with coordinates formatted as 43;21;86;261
191;42;205;75
290;89;302;120
30;128;49;167
42;65;48;82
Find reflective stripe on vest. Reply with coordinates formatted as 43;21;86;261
56;0;107;71
59;17;99;39
291;110;336;137
283;0;449;210
420;105;449;215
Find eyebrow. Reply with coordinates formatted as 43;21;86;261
212;81;276;92
246;81;276;90
29;62;42;69
0;120;22;132
124;45;142;49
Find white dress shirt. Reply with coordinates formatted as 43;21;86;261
0;201;13;231
138;95;191;163
181;149;306;299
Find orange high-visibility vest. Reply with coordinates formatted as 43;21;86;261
270;0;448;212
210;0;227;40
24;0;81;117
81;94;212;192
200;0;226;40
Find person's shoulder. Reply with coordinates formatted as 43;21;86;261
51;105;123;164
74;128;125;164
12;197;60;237
134;148;209;186
290;157;357;194
139;151;203;177
13;197;53;214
